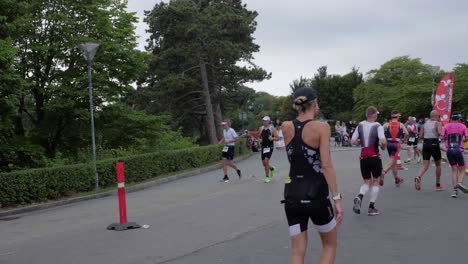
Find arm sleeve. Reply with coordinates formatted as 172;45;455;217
378;125;385;139
231;129;238;139
351;127;359;141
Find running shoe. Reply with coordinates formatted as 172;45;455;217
456;183;468;193
395;178;404;187
221;176;229;183
451;189;458;198
237;169;242;179
368;208;380;216
404;159;412;164
269;167;276;178
353;197;362;214
434;184;445;191
415;176;421;191
417;157;422;164
264;176;271;183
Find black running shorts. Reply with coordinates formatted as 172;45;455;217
422;139;441;161
407;135;419;146
284;198;336;236
387;141;400;159
261;147;273;160
360;157;383;179
221;146;235;161
447;148;465;168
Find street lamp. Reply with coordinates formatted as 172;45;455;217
78;43;100;192
428;65;440;107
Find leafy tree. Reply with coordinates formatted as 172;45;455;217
142;0;269;144
281;68;363;122
452;64;468;114
10;0;146;158
353;56;436;121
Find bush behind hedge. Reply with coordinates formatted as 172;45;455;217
0;141;248;208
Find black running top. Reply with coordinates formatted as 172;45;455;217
284;119;329;202
260;125;273;148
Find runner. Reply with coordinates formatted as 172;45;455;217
440;113;468;198
414;111;443;191
258;116;279;183
351;106;387;216
405;117;422;164
218;120;242;182
281;87;342;264
275;122;286;150
382;110;408;186
417;118;424;131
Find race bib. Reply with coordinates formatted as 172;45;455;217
263;147;271;154
223;146;229;152
409;136;416;143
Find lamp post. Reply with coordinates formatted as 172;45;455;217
78;43;100;192
428;65;440;107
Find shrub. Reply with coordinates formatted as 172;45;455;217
0;140;248;207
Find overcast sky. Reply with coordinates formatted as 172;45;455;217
127;0;468;96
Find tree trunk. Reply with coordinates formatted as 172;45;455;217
15;97;25;136
213;100;223;140
199;61;217;144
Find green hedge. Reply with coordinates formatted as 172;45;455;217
0;140;249;208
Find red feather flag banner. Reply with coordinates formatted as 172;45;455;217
433;72;455;125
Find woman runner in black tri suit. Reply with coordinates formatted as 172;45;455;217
282;87;343;264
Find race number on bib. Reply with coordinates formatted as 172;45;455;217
223;146;229;152
409;137;416;143
263;147;271;154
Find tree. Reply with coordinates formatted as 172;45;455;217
313;66;363;120
281;68;363;122
0;0;46;171
353;56;435;121
452;64;468;114
143;0;269;144
10;0;145;158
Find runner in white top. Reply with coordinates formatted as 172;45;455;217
275;123;286;150
218;120;242;182
351;106;387;216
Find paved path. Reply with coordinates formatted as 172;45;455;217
0;147;466;264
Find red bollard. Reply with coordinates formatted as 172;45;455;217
107;162;140;231
117;162;128;224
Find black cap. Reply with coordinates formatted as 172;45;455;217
293;87;317;105
452;113;462;120
391;110;401;118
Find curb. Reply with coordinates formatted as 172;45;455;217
0;153;254;218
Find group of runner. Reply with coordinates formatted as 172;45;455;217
217;90;468;263
218;116;281;183
351;108;468;217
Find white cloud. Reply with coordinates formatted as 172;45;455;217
127;0;468;96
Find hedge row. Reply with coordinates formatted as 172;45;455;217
0;141;248;207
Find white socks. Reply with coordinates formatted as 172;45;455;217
370;186;379;203
359;184;370;196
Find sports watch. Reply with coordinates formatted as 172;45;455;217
332;193;342;201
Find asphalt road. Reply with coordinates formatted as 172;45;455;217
1;146;467;264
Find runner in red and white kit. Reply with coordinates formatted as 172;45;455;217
405;117;421;164
382;110;408;186
351;106;387;216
